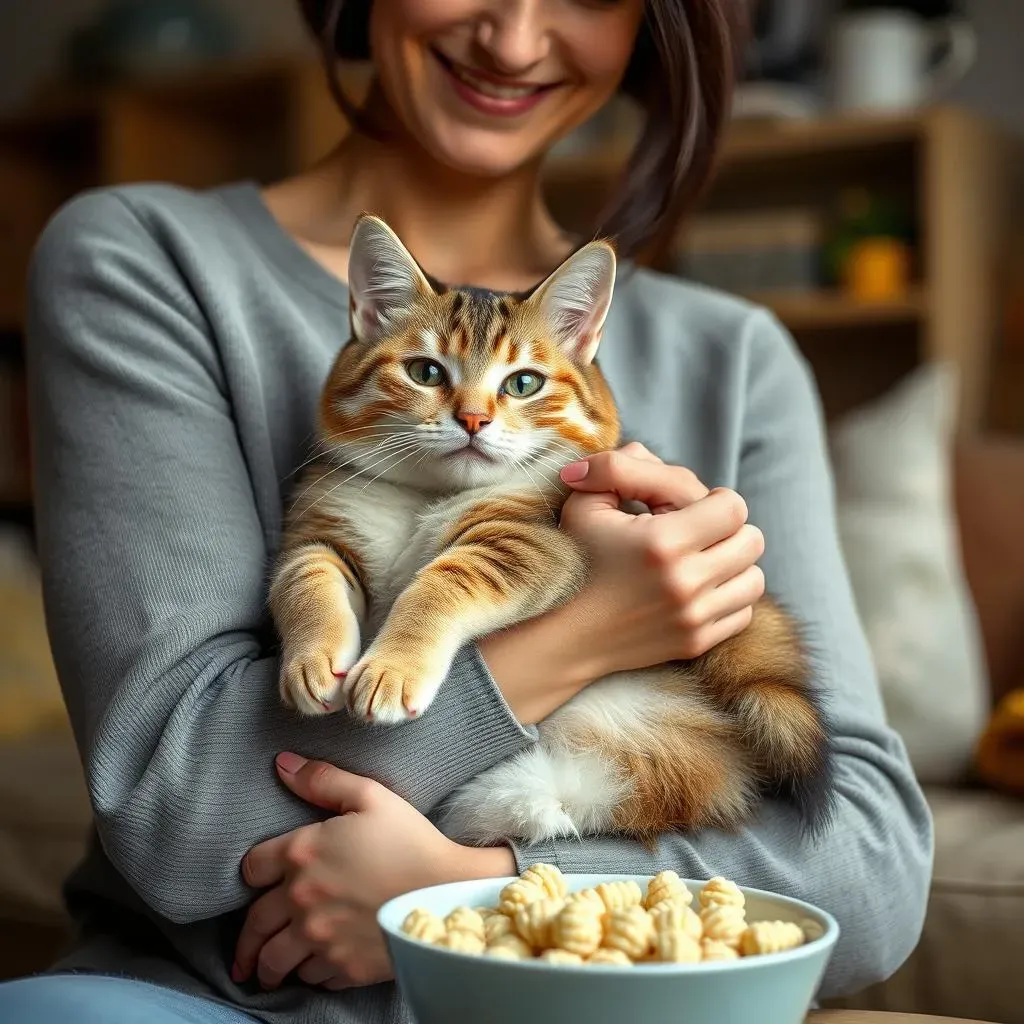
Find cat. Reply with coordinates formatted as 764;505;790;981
269;213;835;846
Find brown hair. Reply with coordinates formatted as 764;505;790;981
296;0;748;258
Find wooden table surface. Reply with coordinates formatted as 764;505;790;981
811;1011;996;1024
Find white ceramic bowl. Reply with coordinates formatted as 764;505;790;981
379;873;839;1024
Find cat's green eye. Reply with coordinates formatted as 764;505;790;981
405;358;447;387
502;371;546;399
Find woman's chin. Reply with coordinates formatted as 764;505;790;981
420;124;550;180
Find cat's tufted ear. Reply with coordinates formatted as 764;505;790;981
532;240;616;365
347;214;434;344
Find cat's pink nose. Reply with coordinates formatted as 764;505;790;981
457;412;492;435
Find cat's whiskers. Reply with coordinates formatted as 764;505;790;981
359;443;427;491
288;431;417;513
295;438;422;518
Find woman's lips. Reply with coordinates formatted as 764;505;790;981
432;49;559;118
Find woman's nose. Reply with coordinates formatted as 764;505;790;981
474;0;552;75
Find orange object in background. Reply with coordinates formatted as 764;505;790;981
842;237;912;301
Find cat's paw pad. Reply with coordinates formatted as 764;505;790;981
343;652;447;725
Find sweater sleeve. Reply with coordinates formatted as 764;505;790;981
25;190;536;926
511;310;934;998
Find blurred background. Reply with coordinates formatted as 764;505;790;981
0;0;1022;1020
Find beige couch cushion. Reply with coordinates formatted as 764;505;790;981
830;785;1024;1024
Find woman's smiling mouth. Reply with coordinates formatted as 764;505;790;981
431;48;561;117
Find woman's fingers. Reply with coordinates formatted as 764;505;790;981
651;488;750;557
256;922;313;990
233;886;291;982
561;449;708;512
689;524;765;590
298;955;341;987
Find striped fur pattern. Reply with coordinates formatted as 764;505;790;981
270;214;835;845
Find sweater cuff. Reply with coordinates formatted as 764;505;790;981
418;644;538;807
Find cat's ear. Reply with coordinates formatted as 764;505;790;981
532;240;616;364
347;214;434;344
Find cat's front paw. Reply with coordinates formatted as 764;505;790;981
342;648;450;725
279;622;361;716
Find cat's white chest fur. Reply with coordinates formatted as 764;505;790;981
316;476;529;635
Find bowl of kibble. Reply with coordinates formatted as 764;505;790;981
378;866;838;1024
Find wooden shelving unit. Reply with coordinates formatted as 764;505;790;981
0;58;1019;515
543;107;1015;431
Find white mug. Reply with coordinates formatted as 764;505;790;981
829;9;977;113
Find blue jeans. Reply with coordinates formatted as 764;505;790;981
0;974;257;1023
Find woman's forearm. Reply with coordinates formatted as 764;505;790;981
478;591;606;725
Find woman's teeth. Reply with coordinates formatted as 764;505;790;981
449;63;543;100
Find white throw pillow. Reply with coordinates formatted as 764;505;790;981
829;361;990;785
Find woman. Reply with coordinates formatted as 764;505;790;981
0;1;932;1021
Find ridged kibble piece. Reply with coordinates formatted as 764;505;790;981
540;949;585;965
498;878;546;918
444;906;485;940
514;897;566;950
698;876;745;909
644;870;693;910
603;905;655;960
438;929;486;955
564;888;606;914
401;908;446;945
654;928;702;963
740;920;806;956
700;904;747;949
587;948;633;966
520;863;568;900
701;938;740;962
651;902;703;942
484;913;515;945
487;934;534;960
595;880;643;915
551;901;604;956
799;917;825;943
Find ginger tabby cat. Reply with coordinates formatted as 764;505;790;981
270;214;835;845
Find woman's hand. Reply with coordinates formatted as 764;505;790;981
233;754;514;991
557;442;766;676
479;443;764;722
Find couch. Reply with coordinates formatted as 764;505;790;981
0;438;1022;1021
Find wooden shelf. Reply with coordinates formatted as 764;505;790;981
745;288;929;331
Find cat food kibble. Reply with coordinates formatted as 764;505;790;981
444;906;485;940
603;906;655;960
521;863;569;900
540;949;585;966
740;921;806;956
550;901;604;957
401;908;446;945
701;938;741;962
586;948;633;966
514;897;566;950
644;870;692;910
651;901;703;943
595;880;644;915
654;927;702;964
484;912;515;945
698;876;745;909
700;904;748;949
498;878;546;918
398;867;824;967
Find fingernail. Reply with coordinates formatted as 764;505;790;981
560;461;589;483
276;752;307;774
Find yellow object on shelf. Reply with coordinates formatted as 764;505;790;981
975;689;1024;798
842;237;912;302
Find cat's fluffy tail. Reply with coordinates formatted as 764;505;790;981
699;599;836;836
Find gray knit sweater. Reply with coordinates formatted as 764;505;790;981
24;181;933;1024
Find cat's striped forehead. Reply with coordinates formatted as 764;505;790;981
411;284;546;366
